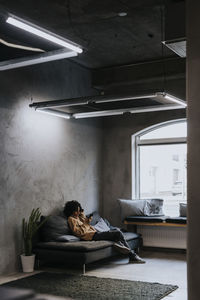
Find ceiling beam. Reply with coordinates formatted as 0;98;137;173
92;57;185;90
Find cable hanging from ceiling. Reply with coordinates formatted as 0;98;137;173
0;37;45;52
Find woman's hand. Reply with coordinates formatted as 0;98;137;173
89;216;93;222
88;213;93;223
79;204;84;213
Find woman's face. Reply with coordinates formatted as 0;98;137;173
73;206;80;217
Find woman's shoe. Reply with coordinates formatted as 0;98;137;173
113;242;131;254
129;254;146;264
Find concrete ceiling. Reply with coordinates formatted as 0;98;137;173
0;0;184;69
0;0;186;117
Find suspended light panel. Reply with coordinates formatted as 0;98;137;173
30;92;186;120
6;16;83;54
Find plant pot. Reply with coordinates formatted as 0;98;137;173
20;254;35;273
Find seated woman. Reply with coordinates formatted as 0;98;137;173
63;200;145;264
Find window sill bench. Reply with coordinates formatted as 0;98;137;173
124;216;187;231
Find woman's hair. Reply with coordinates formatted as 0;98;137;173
63;200;82;218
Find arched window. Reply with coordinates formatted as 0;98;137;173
132;119;187;216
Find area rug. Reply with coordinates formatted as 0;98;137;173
2;272;178;300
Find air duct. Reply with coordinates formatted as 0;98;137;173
163;2;186;58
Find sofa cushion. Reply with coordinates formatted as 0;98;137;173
56;235;80;242
35;231;140;252
125;216;167;223
118;199;164;221
40;215;71;242
93;218;110;232
36;240;114;252
88;212;119;231
122;231;140;241
89;211;102;226
118;199;147;220
165;217;187;224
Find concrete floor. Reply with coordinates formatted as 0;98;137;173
85;250;187;299
0;250;187;300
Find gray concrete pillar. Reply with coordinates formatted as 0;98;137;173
187;1;200;299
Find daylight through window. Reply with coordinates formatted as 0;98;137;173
132;120;187;216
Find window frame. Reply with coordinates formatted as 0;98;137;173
132;118;187;199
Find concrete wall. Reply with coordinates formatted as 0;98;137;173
102;109;186;226
0;60;103;275
187;1;200;299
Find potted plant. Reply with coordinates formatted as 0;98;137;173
21;208;47;272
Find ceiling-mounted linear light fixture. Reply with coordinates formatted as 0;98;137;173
0;48;77;71
29;98;88;109
30;92;186;120
34;104;183;120
74;110;124;119
29;93;158;110
162;93;187;107
73;104;183;119
6;16;83;54
29;92;187;110
36;108;71;119
94;93;156;104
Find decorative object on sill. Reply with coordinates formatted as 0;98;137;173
21;208;48;273
2;272;178;300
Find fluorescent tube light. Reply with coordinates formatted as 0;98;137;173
0;49;77;71
6;16;83;54
30;91;186;120
129;104;183;114
95;93;157;104
30;98;87;109
74;110;124;119
29;94;157;109
36;108;71;119
162;93;187;107
73;104;183;119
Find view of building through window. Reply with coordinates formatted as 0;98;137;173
134;120;187;216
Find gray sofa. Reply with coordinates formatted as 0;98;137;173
33;212;142;273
